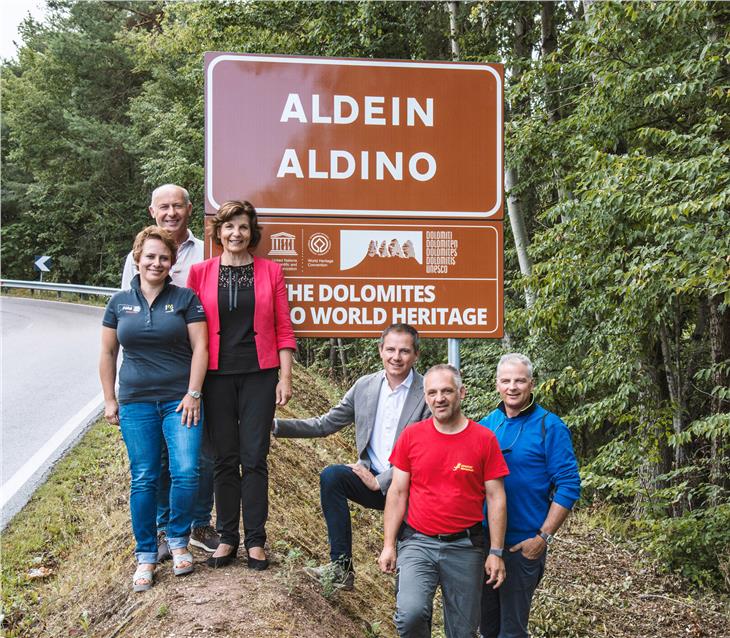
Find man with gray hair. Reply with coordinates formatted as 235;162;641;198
379;363;509;638
478;353;581;638
121;184;220;559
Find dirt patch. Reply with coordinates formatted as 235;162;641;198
83;548;367;637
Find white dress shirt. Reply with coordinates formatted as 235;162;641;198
366;369;414;474
121;229;204;288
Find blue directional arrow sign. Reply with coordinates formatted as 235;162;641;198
34;256;52;272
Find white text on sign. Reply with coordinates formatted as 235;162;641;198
286;283;489;327
277;93;437;182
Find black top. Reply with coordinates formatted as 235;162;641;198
102;275;206;403
214;262;260;374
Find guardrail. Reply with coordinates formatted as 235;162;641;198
0;279;119;297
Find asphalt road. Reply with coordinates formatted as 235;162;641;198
1;296;106;528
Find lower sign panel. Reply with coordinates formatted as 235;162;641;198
205;217;503;338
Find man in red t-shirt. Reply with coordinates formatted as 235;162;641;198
378;364;509;638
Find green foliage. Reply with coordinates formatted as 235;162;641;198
496;0;730;590
638;504;730;590
1;1;160;284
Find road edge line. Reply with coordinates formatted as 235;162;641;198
1;392;105;511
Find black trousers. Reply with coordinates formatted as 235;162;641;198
480;547;546;638
203;369;278;550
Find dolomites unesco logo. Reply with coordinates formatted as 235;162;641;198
340;230;422;271
336;229;459;274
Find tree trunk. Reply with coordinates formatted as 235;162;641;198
659;319;687;470
634;340;673;518
448;2;460;60
505;5;535;309
541;1;558;123
540;1;571;209
582;0;596;23
337;338;348;378
329;338;337;373
505;166;534;308
658;309;690;517
708;294;730;503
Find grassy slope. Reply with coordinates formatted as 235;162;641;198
2;363;728;637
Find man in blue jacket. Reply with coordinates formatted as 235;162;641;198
478;353;581;638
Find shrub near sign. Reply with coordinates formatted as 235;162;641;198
205;53;503;218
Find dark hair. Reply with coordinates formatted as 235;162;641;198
132;225;178;265
379;323;420;353
211;200;262;249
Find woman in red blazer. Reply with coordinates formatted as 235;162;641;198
187;200;296;570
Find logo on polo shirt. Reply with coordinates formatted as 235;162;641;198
452;463;474;472
118;304;141;313
164;304;175;313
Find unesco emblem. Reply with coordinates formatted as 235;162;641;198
308;233;331;256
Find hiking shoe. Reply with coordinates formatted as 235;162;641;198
157;530;171;563
190;525;221;553
304;562;355;591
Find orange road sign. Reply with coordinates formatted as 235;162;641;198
205;217;503;338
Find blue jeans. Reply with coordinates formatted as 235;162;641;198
319;464;386;568
119;401;202;564
156;435;214;531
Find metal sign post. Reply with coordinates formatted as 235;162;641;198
447;338;461;369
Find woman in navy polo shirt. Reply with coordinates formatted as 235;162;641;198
99;226;208;592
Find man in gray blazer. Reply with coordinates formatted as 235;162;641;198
274;323;430;590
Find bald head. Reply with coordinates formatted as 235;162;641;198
150;184;190;206
148;184;193;244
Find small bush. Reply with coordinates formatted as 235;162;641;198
636;504;730;591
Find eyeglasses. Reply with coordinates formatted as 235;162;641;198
493;419;524;455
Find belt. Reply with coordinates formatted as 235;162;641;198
405;522;483;543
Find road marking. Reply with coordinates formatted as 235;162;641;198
0;392;104;511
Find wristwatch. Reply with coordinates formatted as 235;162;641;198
538;530;554;545
187;390;202;399
488;548;504;558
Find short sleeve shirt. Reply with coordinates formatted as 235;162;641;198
390;418;509;535
102;276;206;403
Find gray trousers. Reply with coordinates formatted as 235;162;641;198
479;549;546;638
395;532;485;638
